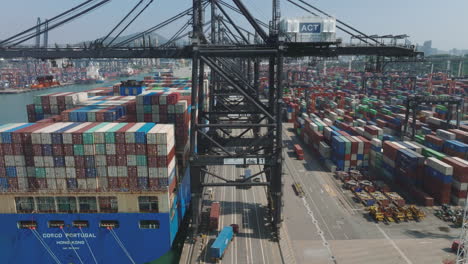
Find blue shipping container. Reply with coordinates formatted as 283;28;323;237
211;226;234;259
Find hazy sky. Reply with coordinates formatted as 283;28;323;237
0;0;466;50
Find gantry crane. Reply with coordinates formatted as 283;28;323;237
0;0;420;237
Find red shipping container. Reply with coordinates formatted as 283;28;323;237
108;178;119;189
52;145;64;156
37;179;47;189
135;144;146;155
149;178;159;189
12;144;23;155
383;141;400;160
442;157;468;182
2;144;13;155
147;157;158;168
116;155;127;166
128;177;138;189
210;202;221;231
27;177;38;189
451;188;467;199
72;133;83;144
75;168;86;179
115;144;126;155
425;134;444;147
127;166;138;178
74;156;85;168
106;155;117;166
125;144;136;155
118;178;129;188
115;123;136;144
63;144;74;156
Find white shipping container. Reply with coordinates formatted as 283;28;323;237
98;177;108;189
56;178;67;191
371;138;382;148
66;168;76;178
117;166;127;177
4;155;15;166
97;166;107;177
34;156;44;167
137;166;148;177
108;166;118;177
148;168;158;178
16;167;27;178
453;157;468;166
84;145;95;155
65;156;75;167
436;129;456;140
47;179;57;190
425;157;453;175
87;179;98;190
127;155;137;166
106;144;116;155
45;168;56;178
43;157;54;167
77;179;87;189
453;179;468;191
95;155;107;166
55;168;66;178
18;177;28;190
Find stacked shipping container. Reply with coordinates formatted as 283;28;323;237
0;122;176;192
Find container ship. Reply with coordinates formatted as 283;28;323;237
0;72;201;264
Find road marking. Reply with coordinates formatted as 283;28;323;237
323;184;336;197
283;149;336;240
250;183;266;264
232;166;238;264
375;224;413;264
242;188;254;264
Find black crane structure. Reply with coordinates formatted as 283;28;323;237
0;0;420;234
403;95;463;140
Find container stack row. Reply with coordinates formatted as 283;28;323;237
61;96;137;122
26;92;88;122
135;89;191;154
0;122;176;193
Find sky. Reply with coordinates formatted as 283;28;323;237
0;0;467;50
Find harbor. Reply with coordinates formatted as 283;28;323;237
0;0;467;264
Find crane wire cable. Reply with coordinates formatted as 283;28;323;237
8;0;111;47
100;0;145;45
0;0;98;46
108;228;136;264
30;228;62;264
106;0;155;47
60;227;84;264
79;227;99;264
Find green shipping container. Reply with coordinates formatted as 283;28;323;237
422;147;446;160
35;168;46;178
73;145;85;156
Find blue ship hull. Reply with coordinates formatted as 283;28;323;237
0;168;191;264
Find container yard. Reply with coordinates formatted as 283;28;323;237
1;1;468;264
